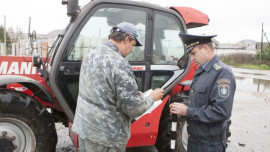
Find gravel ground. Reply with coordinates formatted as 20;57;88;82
56;123;76;152
55;67;270;152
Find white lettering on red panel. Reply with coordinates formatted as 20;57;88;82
0;62;37;75
0;62;8;74
132;66;145;71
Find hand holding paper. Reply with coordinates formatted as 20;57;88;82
135;88;164;120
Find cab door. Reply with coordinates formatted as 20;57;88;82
53;3;152;116
145;10;187;93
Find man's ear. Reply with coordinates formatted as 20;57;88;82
203;44;214;55
203;44;210;52
124;36;130;43
202;44;208;49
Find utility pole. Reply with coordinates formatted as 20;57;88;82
260;22;263;61
3;15;7;55
28;16;36;55
264;33;270;45
28;17;32;54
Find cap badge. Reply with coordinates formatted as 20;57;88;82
186;41;199;49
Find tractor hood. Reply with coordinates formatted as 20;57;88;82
170;6;209;29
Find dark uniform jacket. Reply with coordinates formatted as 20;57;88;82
186;55;236;148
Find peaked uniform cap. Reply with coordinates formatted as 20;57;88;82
111;22;142;46
179;33;217;53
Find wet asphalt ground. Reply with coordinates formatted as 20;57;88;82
56;67;270;152
226;67;270;152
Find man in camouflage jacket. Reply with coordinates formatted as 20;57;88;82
72;22;164;152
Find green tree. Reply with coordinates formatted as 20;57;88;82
262;45;270;60
0;25;11;54
256;44;270;61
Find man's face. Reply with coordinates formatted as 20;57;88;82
189;45;209;68
123;37;136;57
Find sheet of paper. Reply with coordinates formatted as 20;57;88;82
135;89;163;120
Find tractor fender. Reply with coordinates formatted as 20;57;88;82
0;75;54;104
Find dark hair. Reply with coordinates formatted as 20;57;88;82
108;32;135;42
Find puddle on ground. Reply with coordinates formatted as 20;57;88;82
235;76;270;93
239;72;265;76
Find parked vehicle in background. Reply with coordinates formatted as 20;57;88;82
0;0;212;151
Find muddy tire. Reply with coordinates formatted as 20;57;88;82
155;99;187;152
226;119;232;147
0;89;57;152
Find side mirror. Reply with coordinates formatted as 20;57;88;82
32;54;42;69
62;0;79;17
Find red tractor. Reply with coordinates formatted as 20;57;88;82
0;0;210;151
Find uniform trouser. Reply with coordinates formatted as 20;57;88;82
187;139;226;152
78;137;125;152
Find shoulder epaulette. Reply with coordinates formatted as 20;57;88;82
213;63;222;71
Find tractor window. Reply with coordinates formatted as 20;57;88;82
151;71;174;89
66;7;146;62
152;12;185;65
134;71;145;91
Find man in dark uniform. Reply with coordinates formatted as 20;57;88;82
169;33;236;152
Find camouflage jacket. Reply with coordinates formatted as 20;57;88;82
72;41;154;148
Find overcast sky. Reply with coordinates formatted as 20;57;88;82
0;0;269;43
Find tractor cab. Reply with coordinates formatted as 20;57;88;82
33;0;209;122
39;0;196;121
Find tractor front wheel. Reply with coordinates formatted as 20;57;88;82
155;99;187;152
0;89;57;152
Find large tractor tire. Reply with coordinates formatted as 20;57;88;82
226;119;232;147
0;89;57;152
155;98;188;152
